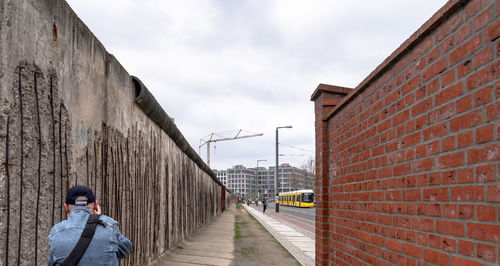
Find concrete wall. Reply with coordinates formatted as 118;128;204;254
312;0;499;265
0;0;230;265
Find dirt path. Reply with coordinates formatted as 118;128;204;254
231;205;300;266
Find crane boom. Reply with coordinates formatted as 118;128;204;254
199;129;263;167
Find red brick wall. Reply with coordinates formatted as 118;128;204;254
311;0;499;265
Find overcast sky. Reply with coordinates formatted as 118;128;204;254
66;0;447;171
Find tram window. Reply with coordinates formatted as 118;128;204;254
302;193;314;203
292;195;295;201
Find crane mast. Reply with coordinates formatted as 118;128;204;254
199;129;263;167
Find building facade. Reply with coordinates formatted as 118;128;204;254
214;163;313;199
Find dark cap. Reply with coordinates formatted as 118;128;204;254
66;185;95;206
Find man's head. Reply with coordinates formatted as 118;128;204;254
64;185;98;215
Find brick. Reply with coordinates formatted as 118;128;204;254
474;46;494;69
423;248;449;266
451;186;484;201
403;189;421;201
441;35;455;54
441;69;455;87
486;102;500;121
423;123;448;140
427;203;442;216
412;217;434;232
465;0;490;20
456;94;473;113
477;205;495;221
393;110;410;126
416;232;427;245
429;234;441;249
477;243;496;262
441;136;455;152
458;240;475;256
424;187;448;201
385;238;401;252
459;204;474;219
468;223;500;242
435;83;463;106
451;256;482;266
394;216;411;229
473;7;493;31
402;243;421;259
423;58;447;82
457;131;473;148
457;59;473;78
442;170;457;184
466;62;498;90
436;152;464;169
467;143;500;163
441;237;456;252
473;86;492;106
436;220;465;237
411;158;434;173
450;34;482;65
443;204;457;218
486;185;500;202
476;124;494;144
450;110;482;132
456;23;472;44
476;164;495;182
485;17;500;41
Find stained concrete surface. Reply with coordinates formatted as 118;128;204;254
0;0;232;265
149;208;235;266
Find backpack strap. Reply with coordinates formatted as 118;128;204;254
61;214;105;266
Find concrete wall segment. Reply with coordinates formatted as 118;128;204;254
0;0;229;265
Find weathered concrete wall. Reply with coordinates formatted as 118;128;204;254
0;0;230;265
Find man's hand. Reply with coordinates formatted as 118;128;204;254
94;200;102;215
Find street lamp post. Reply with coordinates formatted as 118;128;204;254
256;160;267;204
275;125;292;213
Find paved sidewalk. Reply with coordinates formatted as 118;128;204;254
149;207;235;266
242;204;315;266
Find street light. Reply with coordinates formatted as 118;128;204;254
275;125;292;213
256;159;267;205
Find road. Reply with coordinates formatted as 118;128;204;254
267;202;315;221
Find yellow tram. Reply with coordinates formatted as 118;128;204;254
279;189;314;208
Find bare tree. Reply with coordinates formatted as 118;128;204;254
300;157;315;191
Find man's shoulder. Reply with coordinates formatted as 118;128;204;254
48;219;81;239
98;215;118;227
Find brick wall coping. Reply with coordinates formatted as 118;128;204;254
321;0;468;120
310;83;353;101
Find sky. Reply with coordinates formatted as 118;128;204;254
66;0;447;171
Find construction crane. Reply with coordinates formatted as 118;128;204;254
199;129;263;167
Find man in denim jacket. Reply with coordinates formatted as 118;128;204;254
47;185;132;265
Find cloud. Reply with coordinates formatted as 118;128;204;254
67;0;447;170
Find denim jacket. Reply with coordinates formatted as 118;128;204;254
47;206;132;266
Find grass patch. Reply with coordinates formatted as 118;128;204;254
245;211;296;261
247;212;267;232
241;247;253;257
234;214;248;240
176;245;183;249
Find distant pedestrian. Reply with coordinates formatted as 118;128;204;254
263;199;268;213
